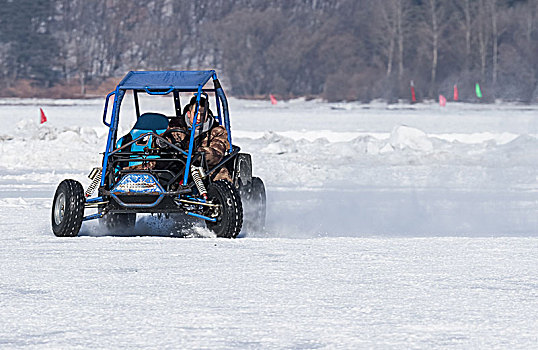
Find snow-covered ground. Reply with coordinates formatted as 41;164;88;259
1;97;537;348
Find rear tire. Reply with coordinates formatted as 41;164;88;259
206;180;243;238
52;179;85;237
241;177;266;233
100;211;136;232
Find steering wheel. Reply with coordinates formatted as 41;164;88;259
162;128;187;136
158;128;189;150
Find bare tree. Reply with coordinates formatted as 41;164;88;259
396;0;411;81
477;0;491;80
378;1;398;77
420;0;450;96
372;0;409;79
454;0;475;72
488;0;498;85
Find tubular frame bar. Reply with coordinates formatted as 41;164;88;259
83;213;103;221
111;193;165;208
187;212;217;222
108;132;188;157
213;73;232;152
144;86;174;95
173;91;181;118
101;86;121;187
86;196;105;204
133;90;140;119
205;146;240;178
183;86;204;185
102;91;115;127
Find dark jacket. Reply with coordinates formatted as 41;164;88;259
165;114;230;167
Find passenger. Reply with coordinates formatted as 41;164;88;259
163;96;232;182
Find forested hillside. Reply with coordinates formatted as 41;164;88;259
0;0;537;102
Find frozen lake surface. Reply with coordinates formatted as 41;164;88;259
1;98;537;348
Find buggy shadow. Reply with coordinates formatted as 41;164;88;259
51;70;266;238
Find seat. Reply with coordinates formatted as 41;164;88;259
116;113;169;167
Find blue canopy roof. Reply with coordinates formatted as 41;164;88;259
118;70;216;90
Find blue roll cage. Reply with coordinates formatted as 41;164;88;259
99;70;232;188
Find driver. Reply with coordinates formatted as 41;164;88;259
162;96;232;182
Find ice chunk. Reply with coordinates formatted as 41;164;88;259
390;125;433;152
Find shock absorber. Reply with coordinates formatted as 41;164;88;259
85;167;102;197
191;165;207;199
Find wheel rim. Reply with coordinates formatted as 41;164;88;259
54;192;66;225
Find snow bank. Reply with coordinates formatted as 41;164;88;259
1;114;537;192
0;119;103;172
389;125;433;152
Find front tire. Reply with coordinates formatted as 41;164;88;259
206;180;243;238
52;179;85;237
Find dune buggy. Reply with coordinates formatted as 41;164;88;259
51;70;266;238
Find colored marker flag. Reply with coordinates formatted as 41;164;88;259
475;83;483;99
410;80;417;103
270;94;277;105
453;84;459;101
40;108;47;124
439;94;447;107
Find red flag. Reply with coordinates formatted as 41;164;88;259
270;94;277;105
439;94;447;107
40;108;47;124
410;81;416;103
453;84;459;101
